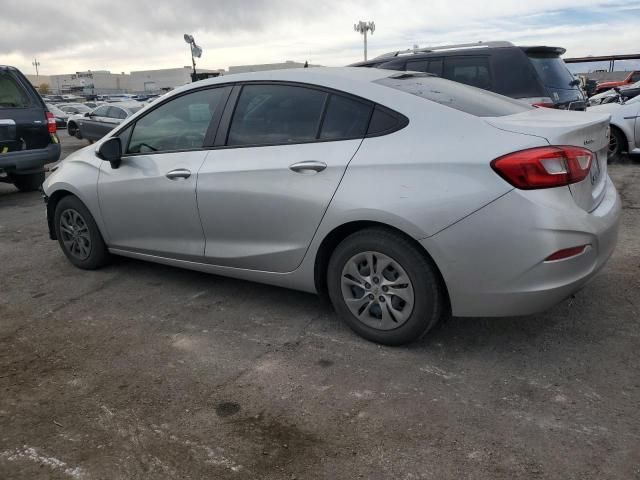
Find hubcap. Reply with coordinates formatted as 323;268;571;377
340;251;415;330
60;209;91;260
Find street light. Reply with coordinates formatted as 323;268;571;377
183;33;203;80
354;21;375;61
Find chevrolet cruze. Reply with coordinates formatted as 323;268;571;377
43;67;621;345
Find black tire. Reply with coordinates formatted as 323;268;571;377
54;195;111;269
74;127;83;140
327;227;445;346
67;122;77;137
608;127;626;163
12;172;45;192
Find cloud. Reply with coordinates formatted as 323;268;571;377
1;0;639;74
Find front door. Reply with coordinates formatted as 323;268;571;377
197;83;373;272
97;87;230;259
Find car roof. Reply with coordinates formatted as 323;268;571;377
170;67;395;96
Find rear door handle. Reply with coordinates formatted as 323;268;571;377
166;168;191;180
289;161;327;174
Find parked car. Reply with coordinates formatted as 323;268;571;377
594;71;640;94
58;103;93;115
72;102;144;142
83;101;106;109
351;41;587;110
0;65;60;191
43;67;620;345
45;103;69;129
588;81;640;106
589;94;640;159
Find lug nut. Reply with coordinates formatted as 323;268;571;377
368;294;375;300
379;296;385;302
373;277;379;284
365;283;371;289
382;286;388;292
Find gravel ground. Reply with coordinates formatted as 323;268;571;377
0;132;639;479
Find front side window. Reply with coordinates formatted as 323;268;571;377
127;88;225;154
92;106;110;117
227;84;327;146
108;107;127;119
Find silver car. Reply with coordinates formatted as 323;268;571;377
43;68;620;345
72;101;143;142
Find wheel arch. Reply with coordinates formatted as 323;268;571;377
610;123;629;153
46;189;74;240
313;220;450;310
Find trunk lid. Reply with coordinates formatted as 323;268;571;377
486;108;611;212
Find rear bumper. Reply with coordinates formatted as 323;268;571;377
422;177;621;317
0;141;61;173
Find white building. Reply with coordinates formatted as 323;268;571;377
46;70;130;95
129;67;223;94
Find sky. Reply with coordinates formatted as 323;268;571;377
1;0;639;76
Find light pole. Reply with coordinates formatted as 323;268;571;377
354;21;375;61
32;58;41;79
183;34;203;81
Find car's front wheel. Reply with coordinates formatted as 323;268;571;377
327;228;445;345
54;195;111;269
11;172;45;192
67;122;77;137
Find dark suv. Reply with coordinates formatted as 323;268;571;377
1;65;61;192
350;41;586;110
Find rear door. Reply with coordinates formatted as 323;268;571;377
0;68;49;153
197;83;372;272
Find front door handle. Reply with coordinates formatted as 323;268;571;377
289;161;327;174
166;168;191;180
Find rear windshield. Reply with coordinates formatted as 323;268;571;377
527;54;576;90
0;71;31;108
374;74;533;117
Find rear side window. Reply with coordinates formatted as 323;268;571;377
443;57;491;90
320;95;372;140
406;59;429;72
93;106;110;117
375;75;533;117
0;72;31;108
228;84;327;146
427;59;443;76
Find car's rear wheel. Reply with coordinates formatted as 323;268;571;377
67;122;77;137
54;195;111;269
327;228;445;345
74;128;83;140
608;127;626;163
11;172;45;192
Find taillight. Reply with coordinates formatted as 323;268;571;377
46;111;57;134
532;102;555;108
491;146;593;190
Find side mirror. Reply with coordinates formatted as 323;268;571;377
96;137;122;169
84;112;91;117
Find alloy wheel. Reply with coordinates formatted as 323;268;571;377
59;208;92;260
340;251;415;330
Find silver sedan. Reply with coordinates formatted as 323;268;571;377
43;67;620;345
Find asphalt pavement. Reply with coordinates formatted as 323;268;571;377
0;132;639;479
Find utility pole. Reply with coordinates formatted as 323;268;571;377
32;59;40;79
354;21;375;61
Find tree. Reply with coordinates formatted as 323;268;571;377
38;83;50;95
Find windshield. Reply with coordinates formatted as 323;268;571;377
527;54;577;89
0;71;31;108
375;74;533;117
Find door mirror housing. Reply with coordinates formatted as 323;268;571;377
96;137;122;169
84;112;92;117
